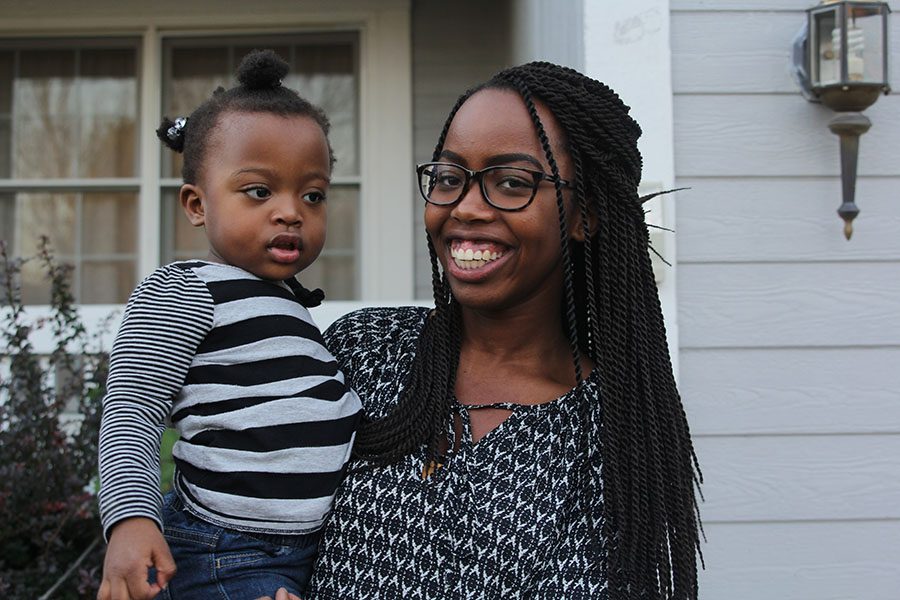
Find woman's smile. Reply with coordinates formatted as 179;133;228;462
446;240;511;281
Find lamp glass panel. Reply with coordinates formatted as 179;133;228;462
813;9;840;86
846;6;887;83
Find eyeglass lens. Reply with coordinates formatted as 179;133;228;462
419;164;537;210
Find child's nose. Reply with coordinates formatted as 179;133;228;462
273;196;302;226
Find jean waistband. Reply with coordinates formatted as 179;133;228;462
167;488;322;547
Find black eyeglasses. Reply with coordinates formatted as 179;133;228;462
416;162;572;212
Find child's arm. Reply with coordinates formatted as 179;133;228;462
98;517;175;600
97;265;214;592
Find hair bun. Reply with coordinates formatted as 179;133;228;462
236;49;289;90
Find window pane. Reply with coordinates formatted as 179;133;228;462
15;192;77;304
161;189;208;262
163;47;230;179
300;254;355;301
287;44;357;177
81;260;134;304
15;192;77;256
0;192;13;246
0;50;12;113
0;51;11;178
0;118;10;179
305;185;358;300
0;43;138;179
325;186;358;252
82;192;137;255
6;191;137;304
15;50;77;178
79;48;137;177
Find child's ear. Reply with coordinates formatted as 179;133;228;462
180;184;206;227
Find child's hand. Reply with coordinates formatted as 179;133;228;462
256;588;304;600
97;517;176;600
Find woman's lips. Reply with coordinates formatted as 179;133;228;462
447;239;509;280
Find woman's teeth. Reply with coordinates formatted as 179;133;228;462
450;247;504;269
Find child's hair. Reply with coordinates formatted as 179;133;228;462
354;62;703;599
156;48;334;184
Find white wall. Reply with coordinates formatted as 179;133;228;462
671;1;900;598
583;0;681;371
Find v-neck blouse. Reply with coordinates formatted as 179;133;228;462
308;307;608;599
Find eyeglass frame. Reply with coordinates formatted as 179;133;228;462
415;162;574;212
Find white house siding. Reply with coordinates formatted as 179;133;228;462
411;0;513;299
672;1;900;599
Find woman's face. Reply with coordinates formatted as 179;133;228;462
424;87;580;314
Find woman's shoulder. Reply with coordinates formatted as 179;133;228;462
323;305;430;351
322;306;430;415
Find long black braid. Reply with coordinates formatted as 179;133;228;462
354;61;702;599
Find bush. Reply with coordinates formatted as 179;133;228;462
0;238;108;599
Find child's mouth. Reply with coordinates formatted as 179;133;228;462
268;234;303;263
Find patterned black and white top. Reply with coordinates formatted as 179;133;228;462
309;307;607;599
98;261;361;539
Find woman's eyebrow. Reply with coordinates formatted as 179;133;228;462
438;149;543;169
487;153;543;169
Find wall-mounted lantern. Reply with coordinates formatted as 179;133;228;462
793;0;891;239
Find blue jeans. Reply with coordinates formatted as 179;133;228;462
158;491;320;599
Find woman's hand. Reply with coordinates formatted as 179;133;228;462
256;588;303;600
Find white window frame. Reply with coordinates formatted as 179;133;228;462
0;1;414;351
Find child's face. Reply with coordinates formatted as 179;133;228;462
180;111;330;281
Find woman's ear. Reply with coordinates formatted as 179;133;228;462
180;184;206;227
569;205;598;242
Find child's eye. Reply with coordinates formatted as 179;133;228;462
244;186;272;200
303;191;327;204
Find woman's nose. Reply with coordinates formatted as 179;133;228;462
450;180;493;222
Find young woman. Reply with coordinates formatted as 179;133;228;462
274;61;702;600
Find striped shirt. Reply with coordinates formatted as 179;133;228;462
98;261;361;539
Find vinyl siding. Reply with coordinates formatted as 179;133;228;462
671;2;900;599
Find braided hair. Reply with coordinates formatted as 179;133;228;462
355;62;702;599
156;48;330;307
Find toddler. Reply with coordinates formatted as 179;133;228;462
97;49;361;599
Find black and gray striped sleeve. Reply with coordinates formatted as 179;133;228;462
98;265;214;539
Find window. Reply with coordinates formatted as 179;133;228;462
0;8;413;308
1;34;362;304
0;40;139;304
